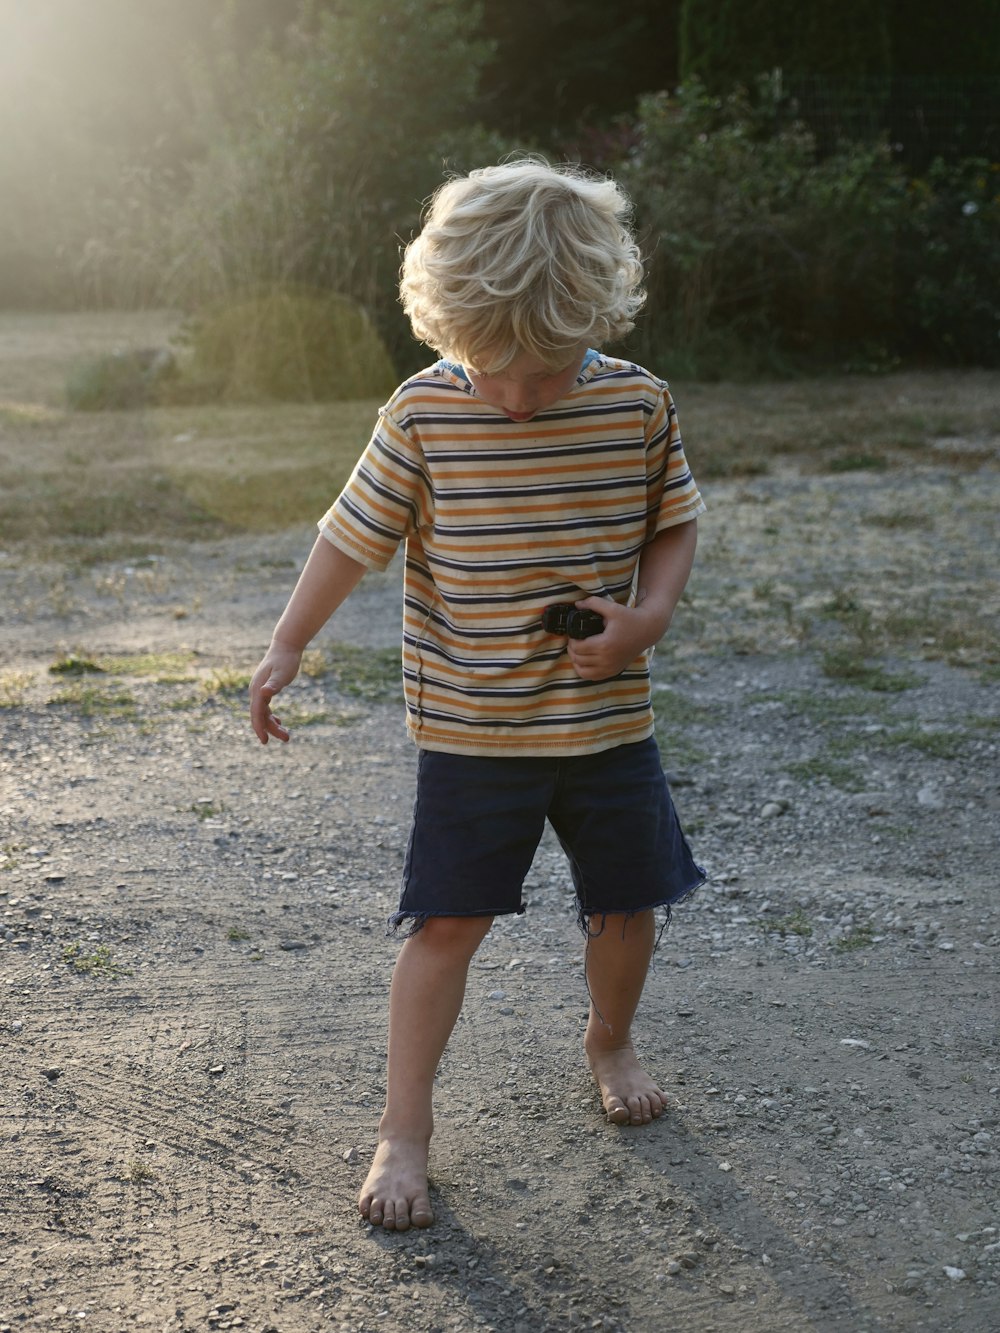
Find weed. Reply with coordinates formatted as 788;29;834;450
821;651;918;693
0;670;32;708
47;682;137;719
300;649;329;679
834;923;877;953
760;908;813;938
880;726;965;760
1;843;24;871
226;927;252;942
827;453;889;473
62;943;131;978
864;511;926;530
202;667;252;698
321;643;401;702
98;651;197;682
192;799;226;821
822;588;862;618
125;1159;157;1185
48;651;104;676
786;757;867;792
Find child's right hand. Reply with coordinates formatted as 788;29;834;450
248;643;303;744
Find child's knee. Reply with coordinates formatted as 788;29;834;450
413;913;493;955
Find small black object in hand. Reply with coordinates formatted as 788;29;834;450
542;603;606;639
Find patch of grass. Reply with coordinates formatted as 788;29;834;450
191;799;226;821
785;757;867;792
760;908;813;939
125;1159;157;1185
864;511;926;531
320;643;401;701
48;651;104;676
834;923;877;953
202;667;252;698
47;681;137;719
61;942;131;978
821;650;919;693
0;670;32;708
226;926;252;942
827;453;889;473
98;651;197;682
879;726;965;760
759;689;896;726
1;843;25;871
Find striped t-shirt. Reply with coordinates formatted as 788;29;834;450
318;352;705;756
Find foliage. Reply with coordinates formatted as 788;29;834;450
167;0;497;368
680;0;891;89
66;348;177;410
618;78;906;377
176;286;397;402
474;0;682;140
898;158;1000;366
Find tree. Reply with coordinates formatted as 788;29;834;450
474;0;683;141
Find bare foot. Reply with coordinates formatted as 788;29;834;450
358;1135;433;1230
586;1043;668;1126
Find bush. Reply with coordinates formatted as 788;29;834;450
66;347;177;411
617;78;907;377
176;287;398;402
898;158;1000;366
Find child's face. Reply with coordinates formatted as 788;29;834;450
466;344;588;422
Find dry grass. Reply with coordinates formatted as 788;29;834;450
1;312;998;566
0;311;381;553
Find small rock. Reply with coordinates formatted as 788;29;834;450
917;784;943;809
943;1266;966;1281
760;800;789;819
278;940;307;951
840;1038;871;1049
42;1067;62;1081
342;1147;359;1165
208;1064;226;1076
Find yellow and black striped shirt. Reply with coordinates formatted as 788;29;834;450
318;352;704;756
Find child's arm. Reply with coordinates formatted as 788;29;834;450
568;520;698;681
249;535;368;743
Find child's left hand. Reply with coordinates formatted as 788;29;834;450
565;597;668;681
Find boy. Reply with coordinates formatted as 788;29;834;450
249;159;705;1232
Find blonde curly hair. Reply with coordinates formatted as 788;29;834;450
400;158;645;372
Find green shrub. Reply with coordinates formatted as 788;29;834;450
618;77;906;377
899;158;1000;366
176;286;398;402
66;347;176;411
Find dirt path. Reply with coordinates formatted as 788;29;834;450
1;451;998;1332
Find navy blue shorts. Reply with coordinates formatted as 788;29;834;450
390;737;705;936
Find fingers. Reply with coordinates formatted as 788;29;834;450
249;679;290;745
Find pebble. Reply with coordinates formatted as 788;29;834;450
342;1147;359;1165
943;1266;966;1281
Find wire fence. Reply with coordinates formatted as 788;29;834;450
788;76;1000;167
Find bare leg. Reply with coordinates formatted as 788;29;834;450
583;909;668;1126
359;914;494;1230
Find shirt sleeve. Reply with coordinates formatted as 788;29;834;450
317;406;434;571
645;383;705;539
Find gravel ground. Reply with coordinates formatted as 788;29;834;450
1;448;998;1332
